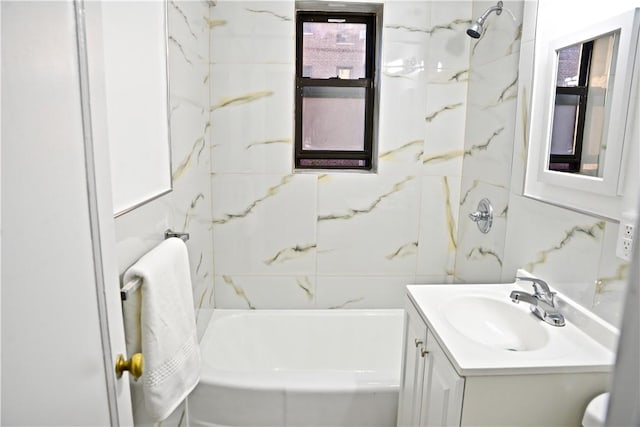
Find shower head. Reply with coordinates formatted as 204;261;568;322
467;1;503;39
466;21;484;39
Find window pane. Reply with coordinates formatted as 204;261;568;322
302;22;367;79
302;86;365;151
556;44;582;87
581;34;615;177
550;94;579;155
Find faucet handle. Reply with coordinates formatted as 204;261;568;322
516;276;555;304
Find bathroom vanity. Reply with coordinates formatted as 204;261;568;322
397;277;617;427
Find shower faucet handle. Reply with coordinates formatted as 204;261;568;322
468;198;493;234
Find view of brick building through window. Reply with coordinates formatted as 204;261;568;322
302;22;367;79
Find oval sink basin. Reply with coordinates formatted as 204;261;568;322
445;296;549;352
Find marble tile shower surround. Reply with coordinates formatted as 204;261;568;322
208;1;633;324
209;0;475;310
453;0;523;284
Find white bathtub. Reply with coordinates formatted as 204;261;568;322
189;309;404;427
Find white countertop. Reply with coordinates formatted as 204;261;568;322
407;282;618;376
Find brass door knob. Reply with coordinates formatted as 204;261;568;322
115;353;144;379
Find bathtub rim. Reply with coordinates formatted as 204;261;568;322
196;308;405;393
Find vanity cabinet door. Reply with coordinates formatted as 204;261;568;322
419;330;464;427
397;300;428;427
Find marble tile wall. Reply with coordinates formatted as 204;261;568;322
498;0;639;329
112;2;214;425
209;0;473;309
453;0;524;283
207;0;635;329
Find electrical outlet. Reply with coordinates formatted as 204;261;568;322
616;212;637;261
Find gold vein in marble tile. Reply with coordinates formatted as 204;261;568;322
425;102;463;123
520;87;529;161
464;127;505;157
170;1;198;39
382;71;414;80
427;69;469;84
507;23;523;55
210;91;273;111
595;263;629;293
379;139;423;161
386;19;470;35
466;247;503;267
169;35;193;66
525;222;606;272
173;136;206;181
182;193;206;230
196;253;204;275
442;177;457;250
213;175;294;225
496;74;519;104
459;179;480;206
264;243;317;265
329;297;364;309
428;19;472;35
422;149;465;165
245;8;292;21
204;17;227;28
203;74;209;85
197;286;209;311
318;174;331;183
386;242;418;260
296;276;314;300
448;69;469;83
246;138;292;150
318;176;415;222
223;275;255;309
384;24;429;33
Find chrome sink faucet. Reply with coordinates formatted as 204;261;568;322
510;277;565;327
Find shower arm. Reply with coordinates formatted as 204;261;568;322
476;1;503;24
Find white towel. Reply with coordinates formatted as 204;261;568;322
122;237;200;422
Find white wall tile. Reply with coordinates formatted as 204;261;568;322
316;174;421;276
210;64;294;174
213;275;317;309
416;176;461;276
212;173;317;275
315;276;415;309
455;179;509;282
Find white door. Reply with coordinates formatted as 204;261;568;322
1;1;133;424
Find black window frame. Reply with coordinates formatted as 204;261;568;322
549;40;594;173
294;11;377;171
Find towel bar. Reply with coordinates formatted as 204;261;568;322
120;229;190;301
121;277;141;301
164;229;189;242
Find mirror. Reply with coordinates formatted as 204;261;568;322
524;7;640;220
549;33;616;177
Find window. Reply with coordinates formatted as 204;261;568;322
295;8;380;170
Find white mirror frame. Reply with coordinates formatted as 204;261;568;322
525;8;640;220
